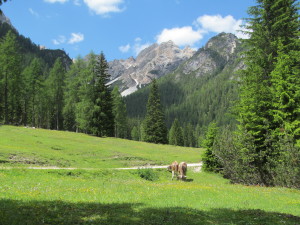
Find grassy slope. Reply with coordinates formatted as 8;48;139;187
0;125;299;224
0;126;201;168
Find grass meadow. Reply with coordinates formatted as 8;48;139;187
0;126;201;168
0;126;300;225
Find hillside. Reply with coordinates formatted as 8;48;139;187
0;12;72;69
125;33;243;128
0;126;202;168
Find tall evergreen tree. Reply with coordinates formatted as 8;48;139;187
75;54;95;133
47;58;66;130
22;58;44;127
169;118;184;146
112;86;128;138
131;126;139;141
63;56;86;132
271;48;300;145
0;30;22;124
202;122;221;172
143;79;168;144
236;0;300;184
183;123;196;147
90;52;114;137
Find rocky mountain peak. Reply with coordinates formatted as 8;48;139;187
182;33;240;78
0;11;12;26
205;33;240;59
108;41;196;96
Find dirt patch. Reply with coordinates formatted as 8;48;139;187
9;154;48;165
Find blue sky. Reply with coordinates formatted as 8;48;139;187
1;0;255;61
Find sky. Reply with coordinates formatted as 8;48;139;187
1;0;255;61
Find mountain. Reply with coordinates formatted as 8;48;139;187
0;12;72;69
108;41;195;96
0;11;12;26
125;33;244;128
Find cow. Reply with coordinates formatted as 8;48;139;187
167;161;179;180
178;162;187;180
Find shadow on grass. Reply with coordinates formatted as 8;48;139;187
0;199;299;225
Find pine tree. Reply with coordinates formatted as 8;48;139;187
143;79;168;144
202;122;221;172
22;58;44;127
271;46;300;145
183;123;196;147
131;126;139;141
75;54;95;133
47;58;66;130
0;30;22;124
169;118;184;146
90;52;114;137
236;0;300;184
63;56;86;132
112;86;128;138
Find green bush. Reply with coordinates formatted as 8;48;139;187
267;135;300;188
136;168;159;181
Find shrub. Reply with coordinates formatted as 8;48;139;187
136;168;159;181
267;135;300;188
213;127;263;185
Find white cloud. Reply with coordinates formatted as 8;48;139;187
44;0;68;3
83;0;125;15
195;14;243;36
52;35;66;45
156;26;203;47
52;33;84;45
68;32;84;44
29;8;39;18
119;44;130;53
73;0;81;6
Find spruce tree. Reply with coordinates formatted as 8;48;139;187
143;79;168;144
22;58;44;127
0;30;22;124
63;56;86;132
112;86;128;138
131;126;139;141
202;122;221;172
91;52;114;137
47;58;66;130
237;0;300;184
169;118;184;146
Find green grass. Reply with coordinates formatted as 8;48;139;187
0;125;201;168
0;169;299;225
1;125;300;224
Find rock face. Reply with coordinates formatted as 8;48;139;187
182;33;240;78
0;11;12;26
108;41;195;96
108;33;240;96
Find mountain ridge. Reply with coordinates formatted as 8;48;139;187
108;40;195;96
124;32;243;128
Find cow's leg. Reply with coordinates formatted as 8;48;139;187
172;171;174;180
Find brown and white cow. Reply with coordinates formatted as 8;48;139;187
167;161;179;180
178;162;187;180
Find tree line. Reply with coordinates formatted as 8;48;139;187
0;30;199;145
0;31;123;138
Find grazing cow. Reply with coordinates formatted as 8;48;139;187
167;161;179;180
178;162;187;180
